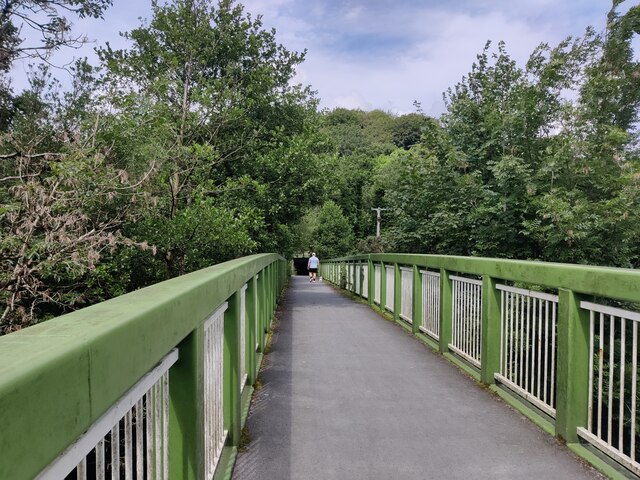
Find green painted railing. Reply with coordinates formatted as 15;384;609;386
0;254;287;480
322;253;640;479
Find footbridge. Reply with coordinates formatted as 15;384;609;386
1;253;639;479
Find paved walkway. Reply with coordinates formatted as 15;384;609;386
233;276;601;479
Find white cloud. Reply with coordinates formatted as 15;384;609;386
7;0;613;119
299;7;577;115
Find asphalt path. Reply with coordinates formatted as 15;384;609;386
232;276;601;479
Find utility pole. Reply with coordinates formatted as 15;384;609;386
371;207;388;237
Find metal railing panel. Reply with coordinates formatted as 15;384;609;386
450;275;482;368
204;303;228;479
37;350;178;480
420;271;440;340
577;301;640;476
374;265;381;305
385;265;395;312
495;284;558;417
362;263;369;299
400;267;413;323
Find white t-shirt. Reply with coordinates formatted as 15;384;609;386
308;256;319;268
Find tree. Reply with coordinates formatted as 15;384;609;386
0;0;113;71
0;62;150;333
305;201;354;259
97;0;321;279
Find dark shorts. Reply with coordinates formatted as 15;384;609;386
309;268;318;273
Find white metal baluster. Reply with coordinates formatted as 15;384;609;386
597;313;604;438
163;372;169;480
619;318;626;453
458;282;466;351
470;283;475;360
550;301;557;406
462;281;467;354
588;310;595;432
608;315;615;445
543;299;550;405
146;390;153;479
467;282;472;357
535;298;542;400
472;282;477;359
515;293;520;386
477;283;482;362
470;283;474;359
111;424;120;480
204;326;210;476
124;411;132;478
509;291;514;382
462;281;467;353
153;383;162;480
77;458;87;480
500;290;505;375
522;296;531;391
96;439;106;480
508;291;514;381
457;281;462;350
135;400;143;478
435;275;440;337
632;321;638;461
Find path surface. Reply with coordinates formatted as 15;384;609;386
233;276;601;479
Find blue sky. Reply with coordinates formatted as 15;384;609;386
10;1;635;116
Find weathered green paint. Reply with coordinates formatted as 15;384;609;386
0;253;284;480
480;276;501;385
555;288;590;443
412;265;422;335
439;268;453;354
169;327;203;480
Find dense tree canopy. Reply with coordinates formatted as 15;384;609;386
1;0;639;333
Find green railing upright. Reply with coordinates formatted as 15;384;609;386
0;254;287;480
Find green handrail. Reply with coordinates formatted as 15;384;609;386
0;253;287;480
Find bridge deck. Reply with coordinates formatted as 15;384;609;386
233;276;601;479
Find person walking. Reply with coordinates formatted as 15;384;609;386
307;253;319;282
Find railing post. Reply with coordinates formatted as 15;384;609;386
269;263;275;327
555;288;590;443
256;270;265;351
394;263;401;321
223;290;242;447
480;275;501;385
263;266;269;334
412;265;422;335
169;327;203;479
439;268;453;354
246;276;257;385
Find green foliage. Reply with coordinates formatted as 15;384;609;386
303;201;354;259
376;8;640;266
0;0;322;332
